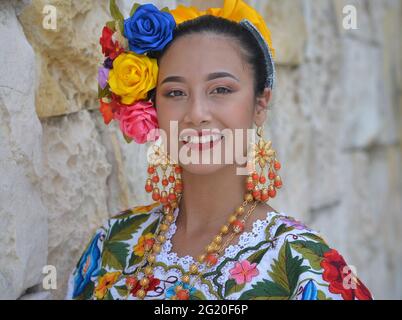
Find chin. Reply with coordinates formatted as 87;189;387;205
179;162;227;176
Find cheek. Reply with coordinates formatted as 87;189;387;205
215;101;255;130
215;103;255;155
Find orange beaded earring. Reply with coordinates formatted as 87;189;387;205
145;143;183;211
245;125;282;202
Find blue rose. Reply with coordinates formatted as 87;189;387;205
301;279;318;300
72;232;102;298
124;4;176;54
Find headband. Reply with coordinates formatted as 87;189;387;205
239;19;275;90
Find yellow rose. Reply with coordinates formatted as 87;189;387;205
170;0;275;57
108;52;158;105
170;5;204;24
214;0;275;57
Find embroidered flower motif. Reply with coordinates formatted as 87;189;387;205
320;249;373;300
229;260;259;285
125;275;138;290
133;233;156;257
107;52;158;105
165;281;196;300
112;100;160;144
72;232;102;298
280;217;308;230
126;275;160;297
94;271;121;300
124;3;176;54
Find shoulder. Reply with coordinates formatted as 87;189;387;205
65;202;163;300
239;211;373;300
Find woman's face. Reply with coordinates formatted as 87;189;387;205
155;33;271;175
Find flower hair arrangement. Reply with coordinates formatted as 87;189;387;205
98;0;275;144
98;0;175;144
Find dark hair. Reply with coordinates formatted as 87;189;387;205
147;15;270;104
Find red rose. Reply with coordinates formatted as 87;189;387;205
99;26;124;59
320;249;372;300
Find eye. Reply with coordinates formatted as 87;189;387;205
165;90;185;97
212;87;232;95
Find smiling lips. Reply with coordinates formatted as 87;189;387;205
179;132;224;151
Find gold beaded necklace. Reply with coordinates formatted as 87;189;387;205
124;196;258;300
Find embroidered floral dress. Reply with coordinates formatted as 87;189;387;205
65;202;373;300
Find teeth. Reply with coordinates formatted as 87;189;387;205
180;134;223;144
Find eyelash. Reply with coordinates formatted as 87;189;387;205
165;87;232;98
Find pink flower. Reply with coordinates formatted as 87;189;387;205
229;260;259;285
280;217;307;230
113;100;160;144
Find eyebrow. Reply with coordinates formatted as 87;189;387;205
161;72;239;85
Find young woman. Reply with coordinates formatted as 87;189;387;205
66;0;372;300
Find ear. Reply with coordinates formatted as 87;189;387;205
253;88;272;127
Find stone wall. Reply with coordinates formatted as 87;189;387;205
0;0;401;299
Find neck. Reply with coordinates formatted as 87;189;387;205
176;164;248;237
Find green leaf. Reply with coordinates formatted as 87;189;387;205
316;289;332;300
123;132;133;143
290;241;328;271
269;240;310;295
105;20;116;31
246;247;269;265
110;0;124;21
224;279;246;298
108;214;150;242
128;251;142;267
274;223;294;238
129;3;141;17
98;84;110;99
102;241;129;269
317;290;328;300
264;215;281;240
190;289;207;300
104;290;114;300
142;216;161;236
115;285;129;297
239;279;289;300
299;232;328;245
118;20;124;34
109;0;125;33
292;240;330;257
98;268;108;278
268;241;289;291
160;6;170;13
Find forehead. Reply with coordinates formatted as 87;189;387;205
157;33;249;80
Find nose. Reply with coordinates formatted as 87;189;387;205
183;94;212;127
